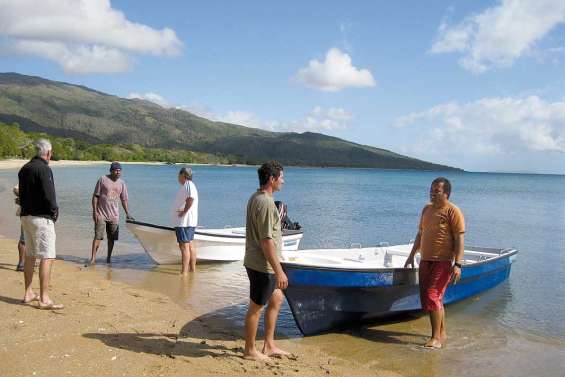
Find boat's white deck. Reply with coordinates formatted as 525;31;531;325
283;244;506;269
196;227;247;236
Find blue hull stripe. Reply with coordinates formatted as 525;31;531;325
285;255;511;288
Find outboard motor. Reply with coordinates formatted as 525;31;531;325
275;201;301;230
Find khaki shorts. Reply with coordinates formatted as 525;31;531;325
21;216;56;259
95;220;119;241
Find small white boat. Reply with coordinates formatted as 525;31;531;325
126;220;304;264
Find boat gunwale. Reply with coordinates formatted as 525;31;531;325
281;248;518;273
126;219;304;238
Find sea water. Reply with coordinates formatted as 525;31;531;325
1;164;564;376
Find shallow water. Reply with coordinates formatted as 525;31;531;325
1;164;564;376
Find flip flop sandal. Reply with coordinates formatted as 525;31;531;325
38;301;64;310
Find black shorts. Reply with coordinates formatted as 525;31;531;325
246;267;277;306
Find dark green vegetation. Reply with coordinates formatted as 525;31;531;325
0;72;457;170
0;122;224;163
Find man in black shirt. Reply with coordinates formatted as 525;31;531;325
18;139;63;310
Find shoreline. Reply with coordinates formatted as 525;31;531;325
0;159;170;170
0;159;254;171
0;235;389;377
0;159;471;173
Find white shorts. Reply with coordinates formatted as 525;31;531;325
21;216;56;259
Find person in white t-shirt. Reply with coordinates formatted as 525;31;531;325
171;167;199;274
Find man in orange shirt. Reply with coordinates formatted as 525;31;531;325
404;177;465;349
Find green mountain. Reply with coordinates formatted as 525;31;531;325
0;72;458;170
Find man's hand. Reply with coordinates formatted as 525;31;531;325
92;213;97;223
275;270;288;290
404;256;415;268
126;214;135;221
451;265;461;284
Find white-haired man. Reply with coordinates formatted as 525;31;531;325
18;139;63;309
171;167;198;274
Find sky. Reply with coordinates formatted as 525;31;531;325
1;0;565;173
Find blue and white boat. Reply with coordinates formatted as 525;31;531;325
281;244;517;335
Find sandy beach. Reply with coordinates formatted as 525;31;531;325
0;236;396;377
0;159;172;171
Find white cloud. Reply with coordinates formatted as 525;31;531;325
0;0;183;74
431;0;565;73
392;96;565;170
124;90;353;133
300;106;352;131
125;92;240;121
218;111;263;129
548;46;565;54
294;48;376;91
15;40;132;74
127;92;171;108
177;103;219;120
217;107;353;133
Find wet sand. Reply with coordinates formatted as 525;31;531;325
0;237;396;377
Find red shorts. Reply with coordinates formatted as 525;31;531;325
419;260;452;312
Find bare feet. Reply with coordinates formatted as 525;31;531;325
88;259;96;266
22;292;39;304
440;332;447;345
424;338;442;349
262;346;290;358
243;350;270;361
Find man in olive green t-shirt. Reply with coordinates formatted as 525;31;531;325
243;161;289;361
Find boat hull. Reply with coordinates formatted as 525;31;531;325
126;220;303;264
282;251;517;336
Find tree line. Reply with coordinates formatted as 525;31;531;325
0;122;229;164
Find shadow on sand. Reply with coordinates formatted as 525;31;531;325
0;262;20;272
345;326;426;346
82;304;252;359
83;331;240;359
0;294;26;306
83;302;427;359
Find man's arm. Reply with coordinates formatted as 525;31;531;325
121;197;132;219
404;231;422;268
178;197;194;217
260;238;288;290
451;233;465;284
120;182;133;220
92;195;98;223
